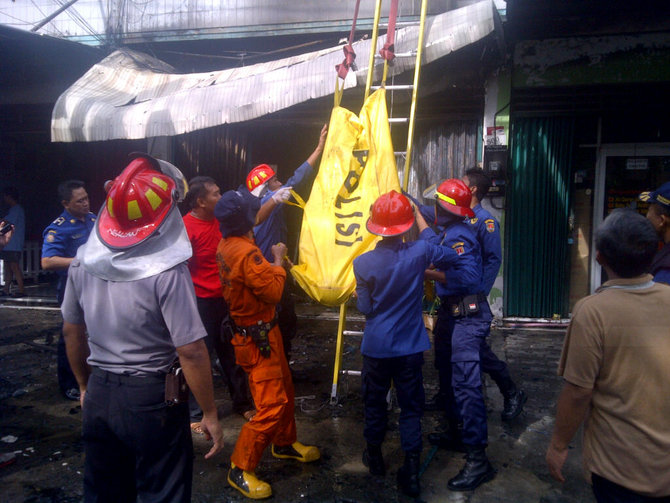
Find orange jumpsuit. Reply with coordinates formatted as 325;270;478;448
216;235;297;471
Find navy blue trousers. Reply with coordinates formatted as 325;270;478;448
83;369;193;503
433;302;491;447
362;352;425;453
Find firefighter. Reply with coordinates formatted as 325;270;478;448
353;190;460;497
461;168;526;421
417;179;497;491
639;181;670;284
214;188;319;500
245;124;327;362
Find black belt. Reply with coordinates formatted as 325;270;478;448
235;315;278;337
441;293;487;306
439;293;488;318
91;366;165;385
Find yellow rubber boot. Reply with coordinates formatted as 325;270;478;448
227;462;272;499
271;441;320;462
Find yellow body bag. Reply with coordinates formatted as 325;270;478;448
291;89;401;306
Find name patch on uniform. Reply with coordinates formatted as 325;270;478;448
485;219;495;233
452;241;465;255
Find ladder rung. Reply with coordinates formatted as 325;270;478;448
371;85;414;91
388;118;408;123
378;21;420;28
394;151;406;156
340;370;362;376
374;52;416;58
343;330;364;336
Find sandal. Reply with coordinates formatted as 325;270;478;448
190;422;205;435
242;409;257;422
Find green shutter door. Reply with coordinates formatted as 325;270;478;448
504;117;574;318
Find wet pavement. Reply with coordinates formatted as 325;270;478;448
0;285;594;502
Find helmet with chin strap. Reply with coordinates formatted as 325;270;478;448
435;178;475;218
246;164;276;197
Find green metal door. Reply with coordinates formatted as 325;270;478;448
504;117;574;318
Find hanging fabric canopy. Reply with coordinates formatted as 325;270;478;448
51;0;499;142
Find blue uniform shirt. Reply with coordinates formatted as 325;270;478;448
354;238;460;358
468;204;502;295
254;160;314;262
42;209;96;295
419;221;482;298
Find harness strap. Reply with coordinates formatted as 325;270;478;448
379;0;398;61
335;0;362;80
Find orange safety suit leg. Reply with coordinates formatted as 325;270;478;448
230;324;297;471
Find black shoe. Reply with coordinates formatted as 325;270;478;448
428;430;466;452
397;451;421;497
447;448;496;491
362;444;385;476
423;393;445;412
501;389;527;421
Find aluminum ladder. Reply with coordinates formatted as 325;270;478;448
330;0;429;404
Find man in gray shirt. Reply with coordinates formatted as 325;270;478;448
62;154;223;502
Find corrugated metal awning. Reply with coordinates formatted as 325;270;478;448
51;0;498;142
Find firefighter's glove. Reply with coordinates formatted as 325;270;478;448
272;186;292;204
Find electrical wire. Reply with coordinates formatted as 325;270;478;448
53;0;106;45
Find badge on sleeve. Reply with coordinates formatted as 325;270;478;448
452;241;465;255
485;219;495;233
46;233;56;243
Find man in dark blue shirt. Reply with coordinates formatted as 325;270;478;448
417;179;497;492
463;168;526;421
41;180;96;400
354;190;459;498
247;124;327;361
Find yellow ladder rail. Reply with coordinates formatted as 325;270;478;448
402;0;428;192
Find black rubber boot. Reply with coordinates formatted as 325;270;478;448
501;388;527;421
428;420;465;452
447;447;496;491
362;443;385;476
396;451;421;498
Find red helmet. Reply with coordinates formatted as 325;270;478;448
246;164;276;197
435;179;474;218
366;190;415;237
97;156;177;249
